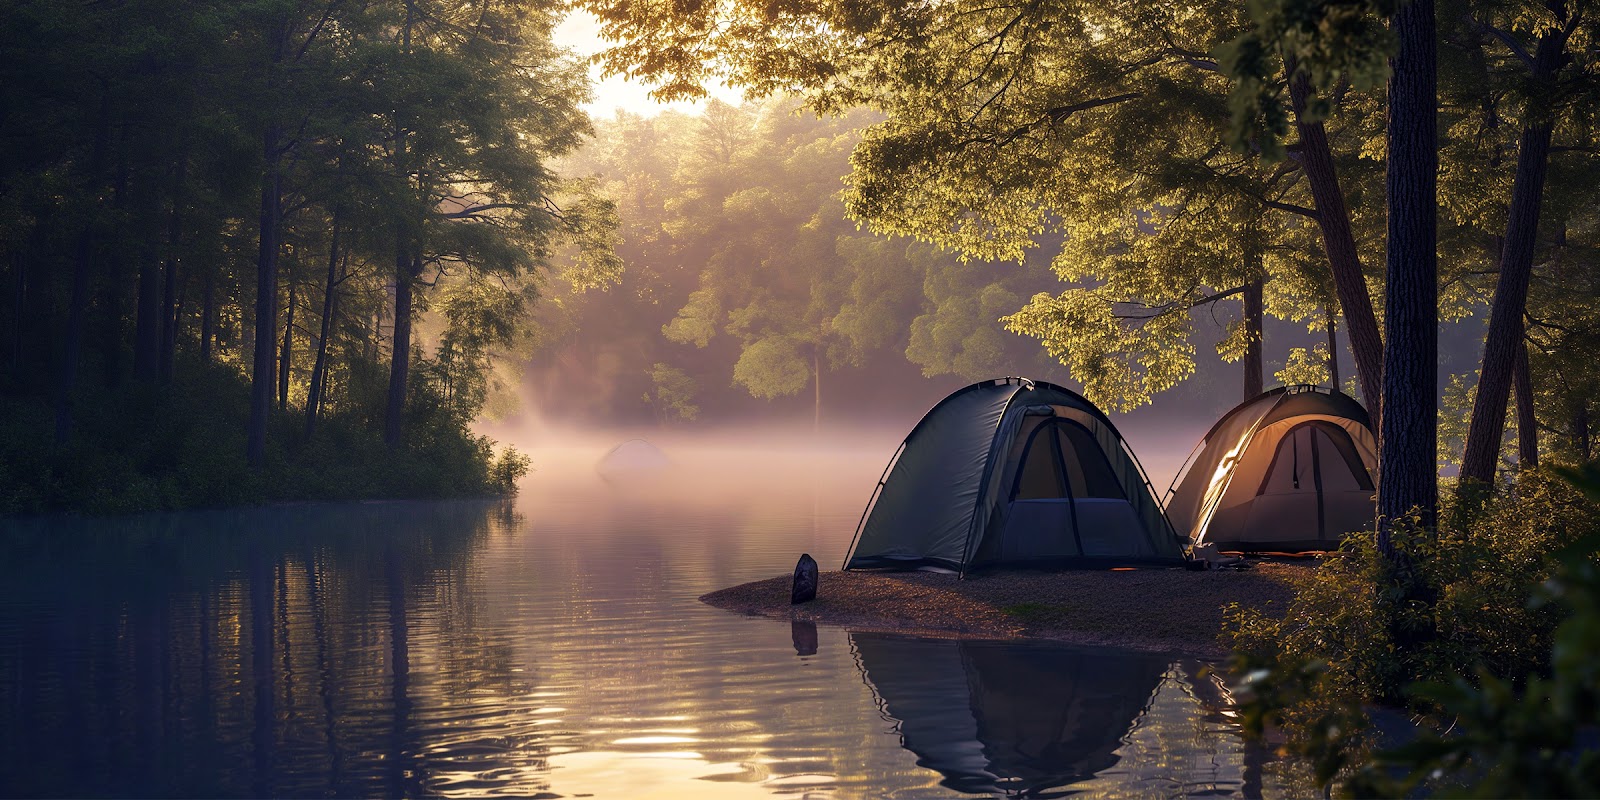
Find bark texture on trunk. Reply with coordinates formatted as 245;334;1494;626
1514;333;1537;470
385;6;415;449
306;217;341;437
1289;74;1384;422
384;250;414;447
278;271;295;410
1326;306;1340;389
1243;278;1264;399
247;125;283;467
1458;26;1564;486
1378;0;1439;536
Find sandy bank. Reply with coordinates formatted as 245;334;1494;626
701;563;1312;658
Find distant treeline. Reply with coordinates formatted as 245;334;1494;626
0;1;615;513
530;101;1320;427
527;103;1065;425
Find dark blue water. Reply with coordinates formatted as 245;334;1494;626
0;442;1303;797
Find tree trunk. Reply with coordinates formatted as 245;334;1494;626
1575;402;1591;461
169;269;188;372
54;89;112;445
385;5;416;449
1457;30;1563;486
1288;73;1384;422
813;345;822;435
56;228;94;445
247;124;283;468
1243;278;1264;398
1378;0;1439;539
134;255;161;382
306;216;341;437
278;267;295;410
1326;306;1340;389
100;128;131;389
200;266;214;365
159;156;186;383
134;169;174;382
8;251;23;379
385;250;414;447
1514;332;1537;470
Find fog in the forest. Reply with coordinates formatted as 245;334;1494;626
483;401;1221;505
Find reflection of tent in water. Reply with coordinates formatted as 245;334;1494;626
845;377;1184;573
1166;385;1377;553
595;438;671;481
852;632;1169;796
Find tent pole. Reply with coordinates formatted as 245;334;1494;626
841;440;907;570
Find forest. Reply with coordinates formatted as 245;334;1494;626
3;0;1600;791
0;0;618;512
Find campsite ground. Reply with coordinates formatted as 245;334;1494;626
702;562;1314;658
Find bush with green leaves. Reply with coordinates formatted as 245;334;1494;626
0;362;527;516
1227;468;1600;791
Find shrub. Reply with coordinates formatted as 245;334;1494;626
1227;470;1600;789
489;445;531;494
0;366;526;516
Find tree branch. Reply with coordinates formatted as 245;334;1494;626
439;202;523;218
1113;285;1247;320
1258;198;1320;219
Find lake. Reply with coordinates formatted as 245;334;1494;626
0;437;1304;798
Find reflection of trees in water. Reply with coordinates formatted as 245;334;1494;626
0;489;1298;798
0;500;544;797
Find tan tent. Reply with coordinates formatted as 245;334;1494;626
1165;386;1376;553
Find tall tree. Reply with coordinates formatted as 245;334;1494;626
1458;3;1583;486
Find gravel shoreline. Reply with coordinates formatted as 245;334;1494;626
701;563;1312;658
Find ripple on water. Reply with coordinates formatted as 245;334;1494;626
0;446;1307;798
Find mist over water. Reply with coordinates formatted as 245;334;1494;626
485;401;1218;508
0;422;1303;798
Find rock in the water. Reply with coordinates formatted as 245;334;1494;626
791;553;818;604
791;620;818;656
595;439;671;483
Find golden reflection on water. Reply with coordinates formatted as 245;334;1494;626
0;437;1307;798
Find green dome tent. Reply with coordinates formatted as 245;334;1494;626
1165;385;1377;553
844;377;1185;573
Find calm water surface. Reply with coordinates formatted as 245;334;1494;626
0;441;1302;798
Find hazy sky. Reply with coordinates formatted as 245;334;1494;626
554;10;745;118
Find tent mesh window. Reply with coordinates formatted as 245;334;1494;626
1254;420;1374;496
1010;418;1126;501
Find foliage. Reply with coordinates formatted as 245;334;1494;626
582;0;1397;412
1335;463;1600;797
1228;468;1600;794
584;0;1600;459
0;0;606;507
535;102;1069;424
1274;344;1333;386
0;365;523;515
646;363;700;422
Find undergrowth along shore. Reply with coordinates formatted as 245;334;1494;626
0;366;529;516
1227;464;1600;796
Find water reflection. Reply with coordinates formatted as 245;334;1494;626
853;633;1280;797
0;444;1298;798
